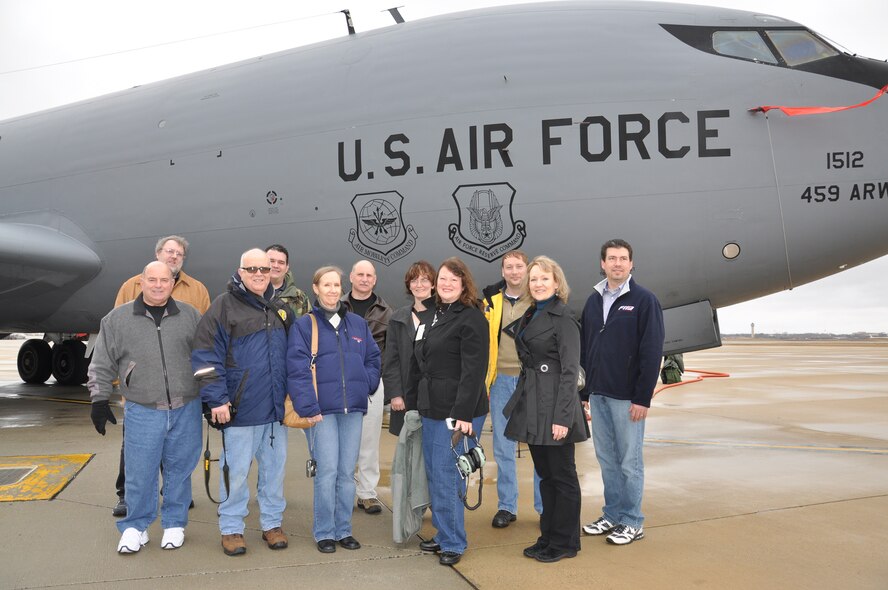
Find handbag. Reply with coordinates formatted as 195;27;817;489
283;313;319;428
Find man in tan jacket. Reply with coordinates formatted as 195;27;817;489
115;235;211;313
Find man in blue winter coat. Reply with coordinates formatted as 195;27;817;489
192;248;292;556
579;239;664;547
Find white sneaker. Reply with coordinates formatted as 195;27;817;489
161;527;185;550
582;516;616;536
606;524;644;545
117;528;149;554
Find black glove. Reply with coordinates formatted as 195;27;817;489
91;400;117;435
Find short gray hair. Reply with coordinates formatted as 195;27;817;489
155;235;189;256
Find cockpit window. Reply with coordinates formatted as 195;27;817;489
765;30;838;66
712;30;777;64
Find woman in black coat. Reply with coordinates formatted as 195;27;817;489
406;257;489;566
382;260;436;436
504;255;588;563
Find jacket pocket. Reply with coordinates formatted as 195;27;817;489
123;361;136;388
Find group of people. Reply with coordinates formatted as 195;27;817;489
87;234;665;567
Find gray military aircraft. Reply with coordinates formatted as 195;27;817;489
2;1;887;385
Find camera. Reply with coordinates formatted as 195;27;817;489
306;458;317;478
202;403;237;430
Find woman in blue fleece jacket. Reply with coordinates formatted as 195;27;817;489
287;265;380;554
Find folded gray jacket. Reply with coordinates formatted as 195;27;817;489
391;410;430;543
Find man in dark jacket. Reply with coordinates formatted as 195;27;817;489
89;261;202;553
192;248;292;557
343;260;392;515
579;239;664;547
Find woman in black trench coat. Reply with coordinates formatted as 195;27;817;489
503;255;588;563
382;260;436;436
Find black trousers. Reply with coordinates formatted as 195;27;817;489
116;423;125;498
529;443;581;552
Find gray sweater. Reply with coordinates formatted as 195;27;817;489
88;295;201;408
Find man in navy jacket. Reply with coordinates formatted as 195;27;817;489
579;239;664;546
192;248;292;557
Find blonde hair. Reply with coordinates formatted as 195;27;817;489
528;255;570;303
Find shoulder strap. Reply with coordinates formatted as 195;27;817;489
309;314;319;400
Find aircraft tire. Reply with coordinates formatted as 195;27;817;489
51;340;89;386
17;339;53;384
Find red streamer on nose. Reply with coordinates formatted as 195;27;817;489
750;84;888;116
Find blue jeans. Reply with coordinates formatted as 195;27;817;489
422;414;487;555
118;398;201;533
588;395;645;528
305;412;363;541
489;374;542;515
219;422;288;534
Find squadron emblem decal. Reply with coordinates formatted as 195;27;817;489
448;183;526;262
348;191;417;266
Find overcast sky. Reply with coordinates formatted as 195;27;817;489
1;0;886;334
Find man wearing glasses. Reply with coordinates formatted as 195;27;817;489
192;248;292;556
110;235;211;518
115;235;211;314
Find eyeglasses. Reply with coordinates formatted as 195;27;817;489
240;266;272;274
409;277;432;285
162;248;185;258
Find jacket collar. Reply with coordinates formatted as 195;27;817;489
593;275;634;297
132;292;180;317
227;271;273;309
482;279;506;308
429;299;469;329
521;298;568;341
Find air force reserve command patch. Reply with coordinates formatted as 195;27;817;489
448;182;526;262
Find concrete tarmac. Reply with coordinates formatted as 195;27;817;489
1;339;886;589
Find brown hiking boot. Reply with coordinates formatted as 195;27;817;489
357;497;383;514
221;533;246;556
262;527;288;550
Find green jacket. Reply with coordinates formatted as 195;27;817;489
272;271;311;320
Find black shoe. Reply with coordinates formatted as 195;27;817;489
419;539;441;553
317;539;336;553
112;498;127;518
492;509;517;528
523;540;548;559
439;551;462;566
535;546;577;563
338;535;361;550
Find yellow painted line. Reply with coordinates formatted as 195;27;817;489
0;454;93;501
647;438;888;455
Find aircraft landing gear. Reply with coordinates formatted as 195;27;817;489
17;339;53;384
16;337;90;385
51;340;90;386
